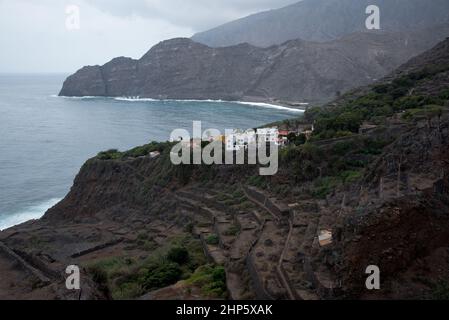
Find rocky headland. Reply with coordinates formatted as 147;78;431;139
59;25;449;104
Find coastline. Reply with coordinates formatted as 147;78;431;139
1;94;304;231
54;95;307;113
0;198;62;231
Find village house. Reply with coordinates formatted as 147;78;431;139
257;127;279;145
226;129;257;151
225;127;289;151
278;129;293;146
278;130;290;137
276;124;315;144
297;124;313;134
297;123;315;141
171;125;304;153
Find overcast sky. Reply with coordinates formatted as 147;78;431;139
0;0;297;73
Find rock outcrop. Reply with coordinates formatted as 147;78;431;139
60;26;449;103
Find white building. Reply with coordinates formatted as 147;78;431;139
226;129;257;151
256;128;279;145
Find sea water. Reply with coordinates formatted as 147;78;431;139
0;73;302;230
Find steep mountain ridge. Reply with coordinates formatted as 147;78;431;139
60;25;449;103
192;0;449;47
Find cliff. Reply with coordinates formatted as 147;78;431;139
59;26;449;103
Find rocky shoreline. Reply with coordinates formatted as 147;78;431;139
59;25;449;104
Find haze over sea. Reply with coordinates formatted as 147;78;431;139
0;74;301;230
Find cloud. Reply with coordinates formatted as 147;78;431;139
0;0;298;72
87;0;298;31
0;0;192;72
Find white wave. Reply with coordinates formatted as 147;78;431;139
52;94;306;113
0;198;61;231
51;94;110;100
113;97;306;113
114;97;157;102
55;95;103;100
166;99;224;103
233;101;306;113
114;97;223;103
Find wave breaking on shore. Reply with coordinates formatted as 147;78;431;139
0;198;62;231
53;95;306;113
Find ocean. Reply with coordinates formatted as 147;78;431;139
0;73;302;230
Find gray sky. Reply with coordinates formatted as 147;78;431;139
0;0;297;73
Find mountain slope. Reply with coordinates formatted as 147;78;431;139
192;0;449;48
3;37;449;300
59;25;449;103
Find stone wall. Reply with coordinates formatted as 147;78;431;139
303;256;337;299
199;233;215;263
0;242;52;284
246;252;274;300
243;186;292;222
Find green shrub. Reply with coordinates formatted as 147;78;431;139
360;138;391;155
373;84;389;94
137;232;149;241
332;141;354;156
123;141;167;158
86;263;114;296
224;225;240;236
402;105;444;121
185;265;227;298
112;282;142;300
206;234;219;245
345;158;367;168
167;246;190;265
279;145;300;162
300;143;322;161
339;170;363;184
97;149;122;160
334;131;354;138
142;240;157;251
88;265;108;287
85;234;208;299
288;133;307;146
232;189;244;199
311;177;339;199
216;192;229;201
305;62;449;142
334;112;362;133
141;261;183;291
238;201;254;210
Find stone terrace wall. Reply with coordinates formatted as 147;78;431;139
246;252;275;300
243;186;291;221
